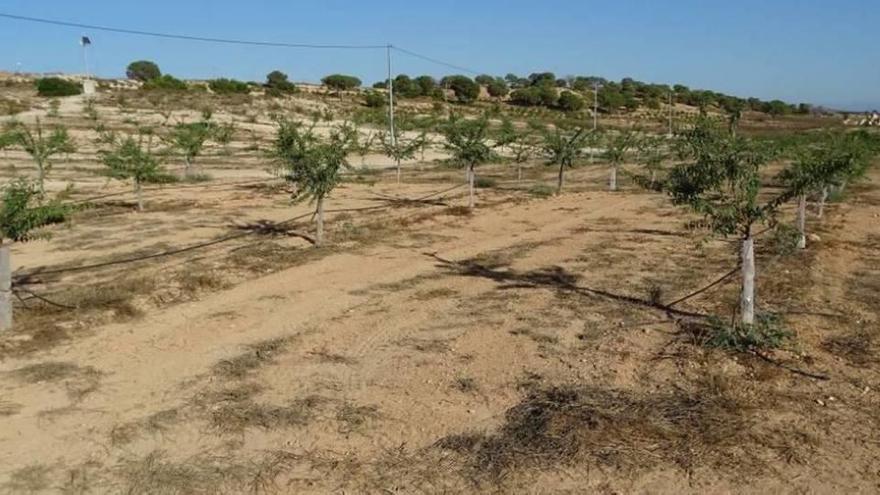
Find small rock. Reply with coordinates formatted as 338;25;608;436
816;399;826;406
467;409;475;414
808;233;821;242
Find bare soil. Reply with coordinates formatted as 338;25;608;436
0;91;878;494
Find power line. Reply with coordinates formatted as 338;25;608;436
0;12;386;50
392;46;482;75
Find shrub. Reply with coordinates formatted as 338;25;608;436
528;183;555;198
706;313;792;351
0;179;68;243
35;78;82;97
265;70;297;93
142;75;188;91
208;78;250;94
364;91;386;108
126;60;161;82
321;74;362;91
557;91;584;112
442;75;480;104
487;78;509;98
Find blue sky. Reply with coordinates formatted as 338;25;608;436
0;0;877;110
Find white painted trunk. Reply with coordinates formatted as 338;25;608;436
517;164;522;181
796;194;807;249
817;186;828;218
315;197;324;246
0;246;11;331
396;159;401;185
740;237;756;326
184;156;192;178
609;166;618;191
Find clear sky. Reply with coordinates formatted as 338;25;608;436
0;0;877;110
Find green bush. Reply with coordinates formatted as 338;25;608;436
486;78;509;98
527;183;555;198
208;78;250;94
441;75;480;104
35;78;82;97
126;60;161;81
142;75;188;91
364;91;386;108
265;70;297;93
558;91;584;112
474;176;496;188
321;74;362;91
706;313;792;351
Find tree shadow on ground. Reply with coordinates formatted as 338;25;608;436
425;252;706;319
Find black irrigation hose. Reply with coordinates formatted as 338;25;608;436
664;266;741;308
12;183;467;283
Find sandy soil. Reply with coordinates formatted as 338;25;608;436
0;92;878;494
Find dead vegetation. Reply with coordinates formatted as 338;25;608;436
435;373;808;486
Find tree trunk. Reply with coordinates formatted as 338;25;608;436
609;165;618;191
396;158;401;185
556;162;565;195
315;196;325;246
796;194;807;249
134;179;144;212
740;237;756;326
184;156;192;178
517;163;522;181
468;164;475;208
650;170;656;188
37;164;46;196
0;245;10;331
817;186;828;218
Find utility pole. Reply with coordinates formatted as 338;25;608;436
386;44;396;146
591;82;600;163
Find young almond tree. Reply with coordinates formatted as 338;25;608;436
542;126;589;194
0;179;69;329
778;139;866;249
603;130;636;191
636;135;670;188
352;130;377;167
379;130;426;184
441;115;496;208
498;120;537;181
1;119;75;195
271;118;353;246
166;118;214;179
666;119;783;326
101;131;163;211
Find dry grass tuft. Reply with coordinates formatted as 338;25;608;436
336;403;380;434
212;337;292;379
434;374;796;485
3;464;53;493
822;330;879;366
210;395;326;434
10;361;102;401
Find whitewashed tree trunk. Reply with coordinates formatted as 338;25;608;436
796;194;807;249
609;166;618;191
0;245;11;331
650;170;656;188
817;186;828;218
184;156;192;178
740;237;755;326
315;196;325;246
517;163;522;181
396;158;401;185
37;163;46;196
468;164;475;208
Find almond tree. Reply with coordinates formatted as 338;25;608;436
498;120;537;181
379;130;426;184
271;118;353;245
542;126;589;194
778;138;867;248
441;115;495;208
100;130;163;211
0;179;68;329
1;119;75;195
635;135;669;188
666;119;782;325
603;129;636;191
166;117;214;179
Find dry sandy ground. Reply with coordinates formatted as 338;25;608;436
0;94;878;494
